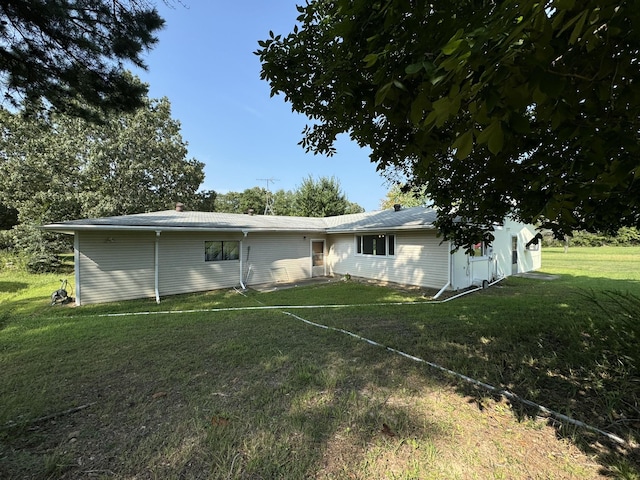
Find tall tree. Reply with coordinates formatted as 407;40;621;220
271;189;298;216
256;0;640;250
0;96;204;260
294;175;362;217
192;189;218;212
215;187;269;214
0;0;164;118
380;184;430;211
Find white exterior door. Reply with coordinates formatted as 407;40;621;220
311;240;325;277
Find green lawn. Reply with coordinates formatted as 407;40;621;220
0;247;638;479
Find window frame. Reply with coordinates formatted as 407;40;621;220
355;233;396;258
204;240;240;262
470;241;492;260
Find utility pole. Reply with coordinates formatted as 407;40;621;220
257;178;278;215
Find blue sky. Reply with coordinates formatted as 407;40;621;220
135;1;391;212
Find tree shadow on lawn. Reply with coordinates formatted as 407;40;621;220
1;277;636;479
0;281;29;294
307;275;640;477
1;303;611;480
0;311;452;479
443;276;639;475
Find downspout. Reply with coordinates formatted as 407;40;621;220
239;230;248;289
433;240;452;299
74;233;81;306
154;231;161;304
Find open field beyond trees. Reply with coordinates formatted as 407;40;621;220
1;247;639;479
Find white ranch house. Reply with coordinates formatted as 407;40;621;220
43;205;542;305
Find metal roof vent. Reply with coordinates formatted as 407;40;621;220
175;202;185;212
393;203;402;212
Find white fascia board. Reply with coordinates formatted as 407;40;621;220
326;225;437;234
40;224;327;234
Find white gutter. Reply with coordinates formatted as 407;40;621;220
326;225;437;234
154;231;161;304
239;230;248;289
41;225;327;235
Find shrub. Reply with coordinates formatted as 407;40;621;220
26;253;62;273
542;228;640;248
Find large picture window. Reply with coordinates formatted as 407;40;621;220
205;241;239;262
355;234;395;257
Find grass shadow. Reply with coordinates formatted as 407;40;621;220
0;281;28;294
2;257;638;478
306;275;640;476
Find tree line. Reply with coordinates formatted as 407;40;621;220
0;96;363;271
3;0;638;256
200;177;363;218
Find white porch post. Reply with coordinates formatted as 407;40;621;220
154;231;161;304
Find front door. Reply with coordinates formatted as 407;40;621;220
511;236;518;275
311;240;325;277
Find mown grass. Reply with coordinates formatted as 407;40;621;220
0;247;639;479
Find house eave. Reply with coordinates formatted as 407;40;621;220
326;224;437;234
40;224;328;235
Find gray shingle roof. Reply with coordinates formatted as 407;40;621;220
42;206;439;233
324;207;438;232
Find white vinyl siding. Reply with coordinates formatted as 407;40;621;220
158;232;242;296
76;231;156;305
327;231;449;288
243;233;318;285
76;231;323;304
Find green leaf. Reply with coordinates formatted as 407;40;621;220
487;123;504;155
430;74;448;86
554;0;575;9
363;53;378;68
476;120;504;154
393;79;408;91
374;82;393;106
442;39;463;55
425;97;453;127
476;121;496;145
432;97;450;114
569;10;588;44
405;62;424;75
452;130;474;159
409;92;429;125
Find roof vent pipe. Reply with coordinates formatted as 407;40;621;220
248;208;255;216
393;204;401;212
175;202;185;212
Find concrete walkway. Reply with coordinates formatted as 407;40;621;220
514;272;560;281
249;276;336;293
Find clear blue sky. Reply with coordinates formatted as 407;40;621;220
135;1;391;212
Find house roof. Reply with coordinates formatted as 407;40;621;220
42;206;439;234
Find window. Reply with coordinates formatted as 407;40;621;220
205;241;239;262
471;242;485;257
355;234;395;257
